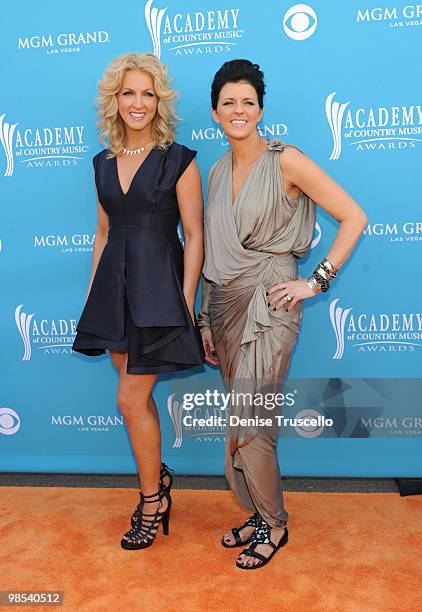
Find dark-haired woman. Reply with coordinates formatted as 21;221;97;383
198;59;367;569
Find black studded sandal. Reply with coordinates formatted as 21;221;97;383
236;518;288;570
121;486;172;550
131;463;174;528
221;512;260;548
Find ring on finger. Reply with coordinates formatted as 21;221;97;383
282;294;293;304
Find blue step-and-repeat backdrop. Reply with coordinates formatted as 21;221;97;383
1;0;421;476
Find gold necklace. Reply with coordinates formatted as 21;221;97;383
122;142;155;155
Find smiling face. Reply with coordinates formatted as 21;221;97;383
117;69;158;140
212;80;263;142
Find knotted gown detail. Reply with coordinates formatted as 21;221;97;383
73;142;205;374
198;140;317;454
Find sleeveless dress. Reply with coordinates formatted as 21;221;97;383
72;142;205;374
198;139;316;527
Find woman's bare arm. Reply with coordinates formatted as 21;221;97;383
281;147;368;269
176;159;204;321
268;148;368;311
85;189;109;301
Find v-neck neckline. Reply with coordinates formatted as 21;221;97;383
114;148;156;197
230;144;268;206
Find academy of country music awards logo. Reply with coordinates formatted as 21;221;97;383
144;0;244;58
364;221;422;243
356;4;422;28
0;114;89;177
325;93;422;159
33;233;95;254
310;222;321;249
167;392;226;446
15;305;77;361
330;298;422;359
17;30;110;54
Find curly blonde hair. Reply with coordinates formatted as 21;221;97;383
96;52;178;156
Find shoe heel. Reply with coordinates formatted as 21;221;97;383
162;502;171;536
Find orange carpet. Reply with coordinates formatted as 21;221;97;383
1;487;421;611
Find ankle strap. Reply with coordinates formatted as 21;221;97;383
140;487;168;503
142;490;163;500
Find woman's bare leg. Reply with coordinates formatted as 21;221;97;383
110;351;169;489
112;352;169;540
110;352;161;495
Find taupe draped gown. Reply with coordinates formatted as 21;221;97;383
198;140;316;527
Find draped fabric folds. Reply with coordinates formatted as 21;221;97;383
198;140;316;526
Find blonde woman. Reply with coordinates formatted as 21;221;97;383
73;52;205;550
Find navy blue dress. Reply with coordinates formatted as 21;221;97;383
72;142;205;374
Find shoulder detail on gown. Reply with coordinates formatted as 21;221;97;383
169;141;196;155
266;139;305;156
266;139;287;152
92;148;108;172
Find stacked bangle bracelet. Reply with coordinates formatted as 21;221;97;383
307;257;338;294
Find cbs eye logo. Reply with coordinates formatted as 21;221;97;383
0;407;21;435
283;4;318;40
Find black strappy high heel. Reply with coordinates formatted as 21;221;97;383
221;512;260;548
121;486;172;550
236;518;288;570
131;463;174;528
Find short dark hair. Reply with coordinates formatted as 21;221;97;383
211;59;265;110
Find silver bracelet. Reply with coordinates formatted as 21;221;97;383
307;276;321;294
315;265;331;281
321;257;338;277
307;257;339;295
